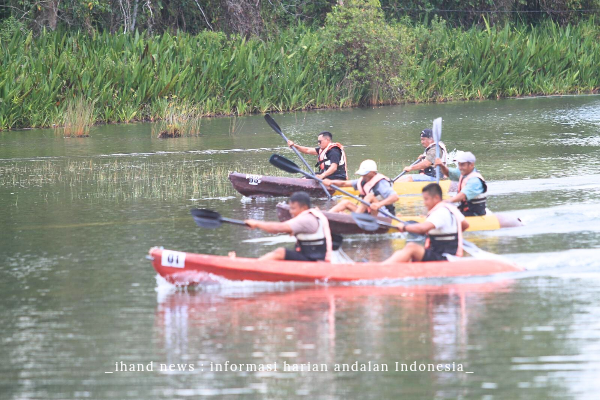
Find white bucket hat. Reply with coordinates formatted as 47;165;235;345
355;159;378;176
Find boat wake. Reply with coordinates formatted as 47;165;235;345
480;202;600;237
155;273;305;302
488;174;600;196
506;248;600;275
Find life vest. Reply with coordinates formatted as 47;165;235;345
316;143;348;179
457;170;487;216
421;141;447;177
294;208;333;262
424;202;464;257
356;173;395;214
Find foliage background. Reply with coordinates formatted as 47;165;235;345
1;0;599;129
2;0;599;35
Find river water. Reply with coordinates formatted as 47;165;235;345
1;96;600;399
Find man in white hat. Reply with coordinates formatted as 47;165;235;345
434;151;488;216
323;159;399;216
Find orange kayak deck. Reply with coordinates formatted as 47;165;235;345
149;247;523;285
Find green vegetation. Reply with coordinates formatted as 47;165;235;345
151;100;203;138
2;0;598;35
1;0;600;130
61;97;96;137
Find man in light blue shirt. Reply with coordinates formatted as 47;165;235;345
435;151;488;216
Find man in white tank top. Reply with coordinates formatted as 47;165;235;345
382;183;469;264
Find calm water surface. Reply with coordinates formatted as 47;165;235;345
1;96;600;399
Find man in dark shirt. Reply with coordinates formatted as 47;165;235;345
287;131;348;180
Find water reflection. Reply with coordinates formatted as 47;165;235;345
154;282;515;397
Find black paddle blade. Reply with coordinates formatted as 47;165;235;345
190;208;223;229
264;114;282;134
269;154;302;174
350;212;383;232
331;233;343;251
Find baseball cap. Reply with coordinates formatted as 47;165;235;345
355;159;378;176
420;129;433;138
455;151;476;163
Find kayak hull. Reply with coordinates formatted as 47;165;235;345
149;247;522;285
229;172;455;198
276;203;522;234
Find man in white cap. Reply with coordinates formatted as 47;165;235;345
323;159;399;216
434;151;487;216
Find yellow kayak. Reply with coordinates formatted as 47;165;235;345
276;203;522;234
337;179;455;197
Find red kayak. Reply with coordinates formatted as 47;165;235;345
149;247;522;285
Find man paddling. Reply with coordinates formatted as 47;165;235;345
382;183;469;263
322;159;399;216
434;151;488;216
244;191;333;262
397;128;447;182
287;131;348;179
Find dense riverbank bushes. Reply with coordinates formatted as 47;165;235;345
1;1;600;130
2;0;599;35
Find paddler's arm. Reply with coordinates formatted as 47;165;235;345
398;219;469;233
245;219;293;234
446;176;483;203
446;192;467;204
370;192;399;211
317;163;338;179
461;220;470;231
322;178;352;188
397;221;435;234
434;158;450;177
287;140;318;155
403;159;431;173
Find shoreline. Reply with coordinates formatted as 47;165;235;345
6;91;599;133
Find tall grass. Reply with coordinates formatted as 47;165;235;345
151;99;203;138
1;20;599;130
60;96;95;137
0;159;288;200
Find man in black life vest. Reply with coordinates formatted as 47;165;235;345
397;128;448;182
322;159;399;216
244;192;333;262
434;151;488;216
287;131;348;180
382;183;469;264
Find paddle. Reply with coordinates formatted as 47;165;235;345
264;114;332;200
190;209;247;229
270;154;409;225
433;117;442;184
351;212;425;241
391;158;421;182
191;208;344;250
